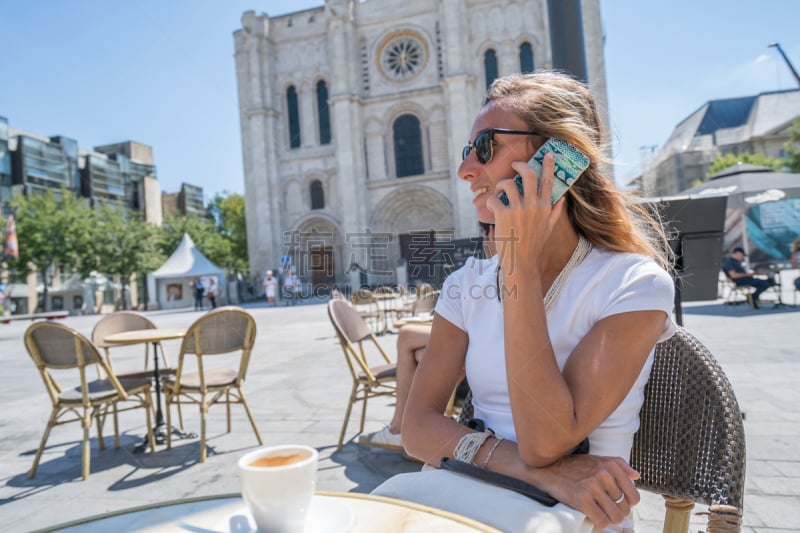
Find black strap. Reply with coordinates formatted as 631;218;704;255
440;457;559;507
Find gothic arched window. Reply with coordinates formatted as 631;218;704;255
393;114;424;178
519;42;534;73
287;85;301;148
310;180;324;210
484;49;498;90
316;80;331;145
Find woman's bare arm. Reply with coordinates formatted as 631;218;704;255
402;314;643;529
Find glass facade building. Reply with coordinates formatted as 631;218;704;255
12;134;79;197
82;154;128;210
3;120;201;219
179;183;205;217
0;117;11;216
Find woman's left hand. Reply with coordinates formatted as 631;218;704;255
534;454;641;529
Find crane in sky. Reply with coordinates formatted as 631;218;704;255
768;42;800;88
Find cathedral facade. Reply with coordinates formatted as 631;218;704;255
234;0;608;293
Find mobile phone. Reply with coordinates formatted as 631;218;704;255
498;138;590;206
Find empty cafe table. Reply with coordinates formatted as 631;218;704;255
104;328;195;451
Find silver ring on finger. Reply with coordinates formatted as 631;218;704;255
613;493;625;504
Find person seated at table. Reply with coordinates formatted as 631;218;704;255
722;246;776;309
358;223;497;452
792;237;800;292
373;71;676;532
358;323;432;451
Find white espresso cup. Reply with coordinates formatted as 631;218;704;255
238;444;319;533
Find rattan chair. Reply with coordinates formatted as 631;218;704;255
393;284;416;319
458;326;745;532
327;299;397;450
350;288;385;333
721;272;755;306
25;322;156;480
162;306;262;462
630;326;745;532
411;289;439;316
91;310;170;378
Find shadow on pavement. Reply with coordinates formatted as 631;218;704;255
324;442;420;494
682;301;799;317
3;433;202;500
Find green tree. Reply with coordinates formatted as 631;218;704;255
784;117;800;173
207;192;248;274
160;214;232;270
8;189;96;311
92;204;165;309
706;152;786;176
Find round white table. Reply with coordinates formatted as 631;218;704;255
40;491;502;532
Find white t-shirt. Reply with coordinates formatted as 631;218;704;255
436;247;676;460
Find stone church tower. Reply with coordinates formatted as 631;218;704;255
234;0;608;293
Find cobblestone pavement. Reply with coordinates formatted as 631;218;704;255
0;286;798;532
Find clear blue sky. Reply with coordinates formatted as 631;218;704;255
1;1;798;200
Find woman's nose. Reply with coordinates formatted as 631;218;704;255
457;157;476;182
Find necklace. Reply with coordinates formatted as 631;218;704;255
543;235;592;311
496;235;592;311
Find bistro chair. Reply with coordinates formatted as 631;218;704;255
411;289;440;316
25;321;156;480
720;271;755;306
162;306;262;462
395;284;413;316
349;288;385;334
327;299;397;450
630;326;745;532
374;285;401;320
91;310;170;378
457;326;745;532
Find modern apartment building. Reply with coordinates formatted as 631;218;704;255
162;183;207;218
0;117;11;216
0;118;205;313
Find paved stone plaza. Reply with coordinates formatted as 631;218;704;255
0;287;798;532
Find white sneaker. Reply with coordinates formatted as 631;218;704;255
358;426;404;451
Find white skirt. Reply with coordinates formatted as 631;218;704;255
372;468;598;533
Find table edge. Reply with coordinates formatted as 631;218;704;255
31;490;502;533
103;328;187;345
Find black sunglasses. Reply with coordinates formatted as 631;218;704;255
462;128;541;164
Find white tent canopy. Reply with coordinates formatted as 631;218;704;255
147;233;226;309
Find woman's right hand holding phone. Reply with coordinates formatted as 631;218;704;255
488;151;562;279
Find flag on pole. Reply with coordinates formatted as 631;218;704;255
3;214;18;260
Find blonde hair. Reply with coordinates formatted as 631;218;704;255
485;71;672;270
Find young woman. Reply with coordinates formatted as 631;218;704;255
376;71;676;532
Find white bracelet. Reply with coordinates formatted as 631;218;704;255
480;437;504;469
453;430;493;464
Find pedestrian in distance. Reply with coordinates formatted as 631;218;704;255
722;246;776;309
206;277;218;309
191;278;205;311
263;270;278;307
283;268;299;306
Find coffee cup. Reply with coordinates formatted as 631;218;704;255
238;444;319;533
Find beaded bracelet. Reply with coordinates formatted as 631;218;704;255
480;437;504;469
453;430;494;464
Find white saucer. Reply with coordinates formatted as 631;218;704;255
214;496;354;533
